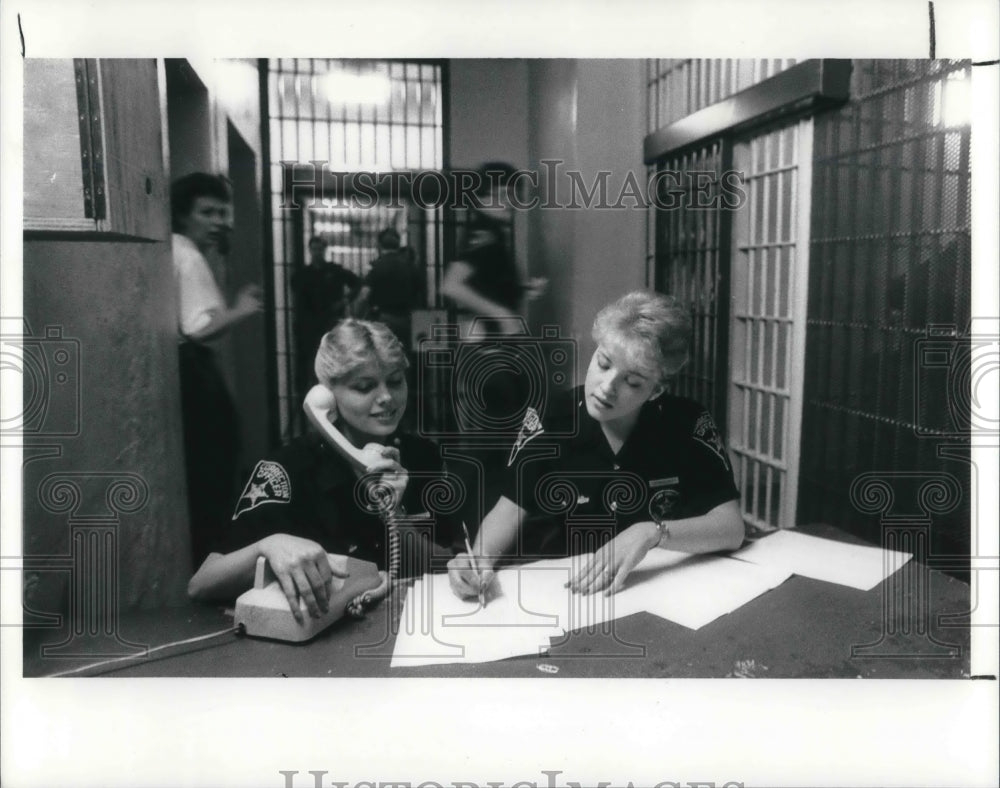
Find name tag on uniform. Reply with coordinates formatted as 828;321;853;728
649;477;679;489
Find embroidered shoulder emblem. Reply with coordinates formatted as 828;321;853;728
692;412;731;471
507;407;545;467
232;460;291;520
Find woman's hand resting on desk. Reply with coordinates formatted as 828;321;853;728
258;534;349;622
447;553;496;600
567;521;661;596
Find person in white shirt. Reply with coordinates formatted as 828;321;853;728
171;173;262;564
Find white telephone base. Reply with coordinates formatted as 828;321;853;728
234;554;382;642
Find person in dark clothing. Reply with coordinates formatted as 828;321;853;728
188;319;456;620
354;227;424;351
448;290;744;600
292;236;362;396
171;172;263;566
440;163;548;535
442;163;545;338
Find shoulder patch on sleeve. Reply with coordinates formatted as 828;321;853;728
692;412;732;471
232;460;291;520
507;406;545;466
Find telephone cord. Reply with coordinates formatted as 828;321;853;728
45;625;240;678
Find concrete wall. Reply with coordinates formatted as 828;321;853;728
572;60;647;337
448;59;533;288
448;59;531;172
527;59;647;380
164;59;214;178
449;59;648;383
526;60;578;346
20;58;271;621
22;240;191;612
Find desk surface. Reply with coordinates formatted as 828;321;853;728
23;525;972;679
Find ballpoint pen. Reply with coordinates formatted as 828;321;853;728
461;521;486;609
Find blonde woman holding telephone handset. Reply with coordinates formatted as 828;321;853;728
189;319;455;621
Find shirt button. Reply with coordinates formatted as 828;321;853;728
613;463;620;470
610;501;618;512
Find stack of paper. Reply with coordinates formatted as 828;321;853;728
390;572;562;668
391;551;792;668
608;550;793;630
731;529;912;591
390;530;914;667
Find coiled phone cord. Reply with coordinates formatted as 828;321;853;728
384;506;402;583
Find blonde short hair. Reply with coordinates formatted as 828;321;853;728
314;319;409;387
591;291;692;384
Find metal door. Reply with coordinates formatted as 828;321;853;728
727;118;813;531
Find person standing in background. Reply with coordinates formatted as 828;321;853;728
172;173;263;565
442;162;546;339
292;236;362;398
353;227;424;351
440;163;547;539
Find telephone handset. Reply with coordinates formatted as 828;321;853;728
234;385;398;642
303;384;385;471
303;384;403;584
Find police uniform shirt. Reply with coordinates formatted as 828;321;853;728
216;432;454;577
501;386;740;539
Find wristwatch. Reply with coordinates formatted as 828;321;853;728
655;519;671;544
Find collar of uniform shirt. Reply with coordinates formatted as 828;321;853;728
573;392;664;466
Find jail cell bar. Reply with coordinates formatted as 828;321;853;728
728;118;813;532
266;59;445;440
653;142;725;416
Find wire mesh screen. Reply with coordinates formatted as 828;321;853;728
265;59;445;441
800;60;973;566
651;142;728;420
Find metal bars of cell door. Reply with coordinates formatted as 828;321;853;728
651;142;727;419
728;118;813;531
264;59;445;442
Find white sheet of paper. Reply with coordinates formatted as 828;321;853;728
614;551;793;629
496;550;790;632
390;575;561;668
391;549;794;666
525;551;694;630
730;528;913;591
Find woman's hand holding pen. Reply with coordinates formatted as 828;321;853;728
447;552;495;601
567;521;661;597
